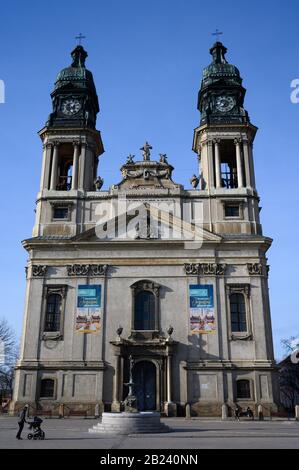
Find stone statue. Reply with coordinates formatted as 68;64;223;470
94;176;104;191
116;325;123;339
123;355;138;412
140;141;152;161
190;174;199;188
126;154;135;164
167;325;174;339
159;153;168;164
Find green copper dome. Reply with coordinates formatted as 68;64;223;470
201;42;242;89
197;41;249;125
47;45;100;129
54;46;98;100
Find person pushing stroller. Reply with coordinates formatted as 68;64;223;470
27;416;45;440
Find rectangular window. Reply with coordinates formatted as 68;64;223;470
53;207;69;219
45;293;61;332
225;204;240;217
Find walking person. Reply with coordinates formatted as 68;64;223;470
246;406;254;420
16;404;29;440
234;405;241;422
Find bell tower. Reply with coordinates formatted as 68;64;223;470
192;41;260;235
34;45;104;237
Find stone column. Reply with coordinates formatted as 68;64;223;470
199;142;208;190
40;143;53;190
39;144;47;191
207;140;215;189
85;145;95;190
71;141;80;190
234;138;244;188
242;140;252;188
167;354;172;403
295;405;299;421
197;151;202;190
248;142;256;189
165;348;177;417
214;139;221;189
78;143;86;190
111;354;121;412
50;142;59;190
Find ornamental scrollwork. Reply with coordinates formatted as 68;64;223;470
67;264;108;276
184;263;227;276
32;265;47;277
247;263;266;276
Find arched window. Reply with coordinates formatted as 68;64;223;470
40;379;55;398
236;379;251;399
58;159;73;190
134;291;156;331
230;293;247;332
45;294;61;332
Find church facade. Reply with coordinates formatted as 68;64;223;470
13;42;279;417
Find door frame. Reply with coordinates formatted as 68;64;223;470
134;358;160;411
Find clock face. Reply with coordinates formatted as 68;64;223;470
61;99;81;116
215;96;235;113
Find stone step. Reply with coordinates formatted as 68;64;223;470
91;425;170;431
89;411;171;434
89;428;170;434
90;424;170;434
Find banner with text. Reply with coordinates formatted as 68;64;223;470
189;284;216;334
76;285;102;333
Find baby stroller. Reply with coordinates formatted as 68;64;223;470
27;416;45;440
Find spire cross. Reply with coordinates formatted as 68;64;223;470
212;29;223;41
75;33;86;45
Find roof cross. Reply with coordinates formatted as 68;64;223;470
212;29;223;41
75;33;86;45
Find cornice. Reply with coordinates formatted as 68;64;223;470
15;360;106;371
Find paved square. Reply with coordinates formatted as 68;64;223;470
0;417;298;449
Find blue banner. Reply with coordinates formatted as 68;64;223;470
189;284;216;334
76;285;102;333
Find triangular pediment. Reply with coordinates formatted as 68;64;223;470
72;204;222;244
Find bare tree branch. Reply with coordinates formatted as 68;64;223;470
0;318;19;399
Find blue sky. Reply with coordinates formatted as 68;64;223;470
0;0;298;359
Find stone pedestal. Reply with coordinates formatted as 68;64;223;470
111;401;121;412
164;402;177;417
295;405;299;421
258;405;264;421
221;403;228;420
185;403;191;420
58;403;64;418
94;402;104;418
89;412;170;434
